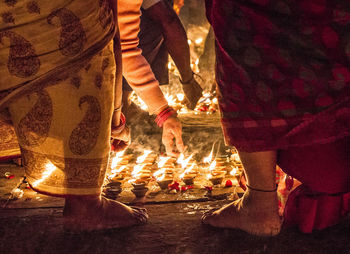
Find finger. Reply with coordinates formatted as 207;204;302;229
172;127;185;153
162;133;174;156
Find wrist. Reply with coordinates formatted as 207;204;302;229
179;71;194;84
179;72;194;84
155;106;177;128
153;103;169;115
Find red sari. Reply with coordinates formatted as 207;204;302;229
205;0;350;233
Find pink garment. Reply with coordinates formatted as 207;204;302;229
205;0;350;152
205;0;350;233
278;136;350;233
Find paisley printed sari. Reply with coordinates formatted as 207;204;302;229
0;0;118;196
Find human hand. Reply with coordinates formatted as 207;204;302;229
162;116;185;157
111;112;130;152
181;75;203;110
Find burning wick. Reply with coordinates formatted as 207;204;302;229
136;150;152;164
177;153;193;169
111;150;125;169
177;93;185;102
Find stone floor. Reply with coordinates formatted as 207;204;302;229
1;116;350;254
1;164;350;254
1;201;350;254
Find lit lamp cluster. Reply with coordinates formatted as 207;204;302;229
104;151;132;199
203;149;244;186
153;156;176;189
178;154;199;185
194;92;218;114
229;150;245;183
130;150;157;198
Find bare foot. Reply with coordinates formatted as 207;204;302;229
182;78;203;110
63;195;148;232
202;190;281;236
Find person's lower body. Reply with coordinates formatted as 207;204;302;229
5;42;147;231
278;136;350;233
202;150;282;236
202;136;350;235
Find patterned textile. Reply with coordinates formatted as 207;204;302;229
0;0;118;196
0;115;20;160
206;0;350;152
279;136;350;233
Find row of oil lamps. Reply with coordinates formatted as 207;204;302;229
103;149;244;199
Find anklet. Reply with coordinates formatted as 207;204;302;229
246;184;277;192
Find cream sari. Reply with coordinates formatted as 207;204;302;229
0;0;119;196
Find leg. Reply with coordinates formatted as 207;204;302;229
8;42;148;232
63;195;147;232
202;150;281;236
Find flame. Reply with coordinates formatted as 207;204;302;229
153;168;166;178
209;160;217;172
157;174;166;181
173;0;184;14
231;153;241;162
111;150;125;169
203;150;213;164
136;150;152;164
195;37;203;44
32;161;56;187
111;165;127;175
158;156;171;168
168;61;172;70
230;167;238;176
132;164;146;178
177;93;185;102
177;154;193;169
180;163;195;179
164;93;177;107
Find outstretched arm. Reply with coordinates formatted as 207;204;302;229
117;0;184;156
145;1;203;109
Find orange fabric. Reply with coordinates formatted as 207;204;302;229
118;0;168;114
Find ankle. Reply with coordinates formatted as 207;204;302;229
64;195;100;214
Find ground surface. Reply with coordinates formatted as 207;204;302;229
1;200;350;254
1;116;350;254
1;165;350;254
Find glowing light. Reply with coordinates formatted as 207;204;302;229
230;167;238;176
131;164;146;178
209;160;217;172
32;161;56;187
231;153;241;162
195;37;203;44
203;150;213;164
158;157;171;168
110;166;127;179
111;150;125;169
154;168;166;178
177;154;193;169
164;93;177;107
180;163;195;179
176;93;185;102
156;174;166;181
212;98;218;104
136;150;152;164
187;39;192;45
